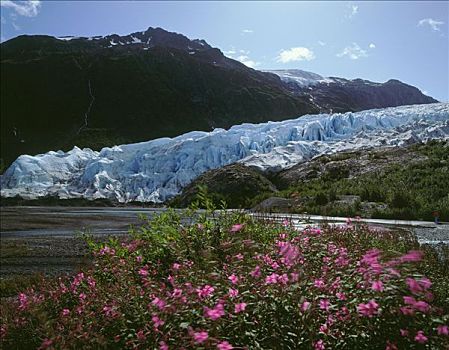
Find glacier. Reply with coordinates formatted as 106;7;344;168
1;103;448;203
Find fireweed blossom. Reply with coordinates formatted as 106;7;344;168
230;224;244;233
204;303;225;320
193;331;209;344
228;288;239;298
265;273;279;284
228;274;239;284
301;301;311;312
371;280;384;292
234;302;247;313
414;330;428;344
197;285;215;298
217;341;233;350
357;299;379;317
437;325;449;335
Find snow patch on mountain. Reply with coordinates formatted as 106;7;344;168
266;69;334;87
1;103;448;203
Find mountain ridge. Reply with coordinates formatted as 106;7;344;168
0;27;438;170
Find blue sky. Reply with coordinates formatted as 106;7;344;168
1;1;448;101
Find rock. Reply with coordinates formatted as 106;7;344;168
252;197;294;212
171;163;277;208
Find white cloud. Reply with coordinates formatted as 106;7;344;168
418;18;444;31
0;0;41;17
369;43;376;49
276;47;315;63
242;29;254;34
346;4;358;19
236;55;258;68
318;40;326;46
337;43;368;60
224;48;259;68
224;49;236;56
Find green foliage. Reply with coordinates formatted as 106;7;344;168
283;141;449;220
1;210;448;349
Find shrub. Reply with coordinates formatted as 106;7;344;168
1;211;448;349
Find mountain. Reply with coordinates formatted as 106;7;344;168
267;69;438;114
2;103;448;203
0;27;317;169
0;28;437;169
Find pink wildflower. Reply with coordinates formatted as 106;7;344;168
204;303;225;320
400;306;415;316
413;301;430;313
301;301;311;312
371;280;384;292
172;288;182;298
228;274;239;284
385;341;398;350
103;305;118;318
151;297;166;310
159;341;169;350
403;296;416;305
319;324;329;334
136;330;146;341
138;268;149;277
18;293;28;311
406;278;423;294
228;288;239;298
437;325;449;336
336;292;347;301
419;277;432;289
265;273;279;284
320;299;330;311
136;255;143;263
193;331;209;344
314;279;325;289
235;253;244;260
357;299;379;317
401;250;423;263
400;329;409;337
279;243;299;265
230;224;244;233
38;339;53;350
197;285;215;298
172;263;181;270
250;265;261;278
62;308;70;317
234;302;247;313
414;331;428;344
290;272;299;282
217;341;233;350
152;315;165;328
278;273;289;285
314;339;325;350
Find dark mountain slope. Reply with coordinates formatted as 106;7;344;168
1;28;438;169
1;28;316;168
267;70;438;114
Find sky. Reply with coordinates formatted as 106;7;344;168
1;1;448;101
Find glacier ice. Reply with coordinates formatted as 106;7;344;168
1;103;448;203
